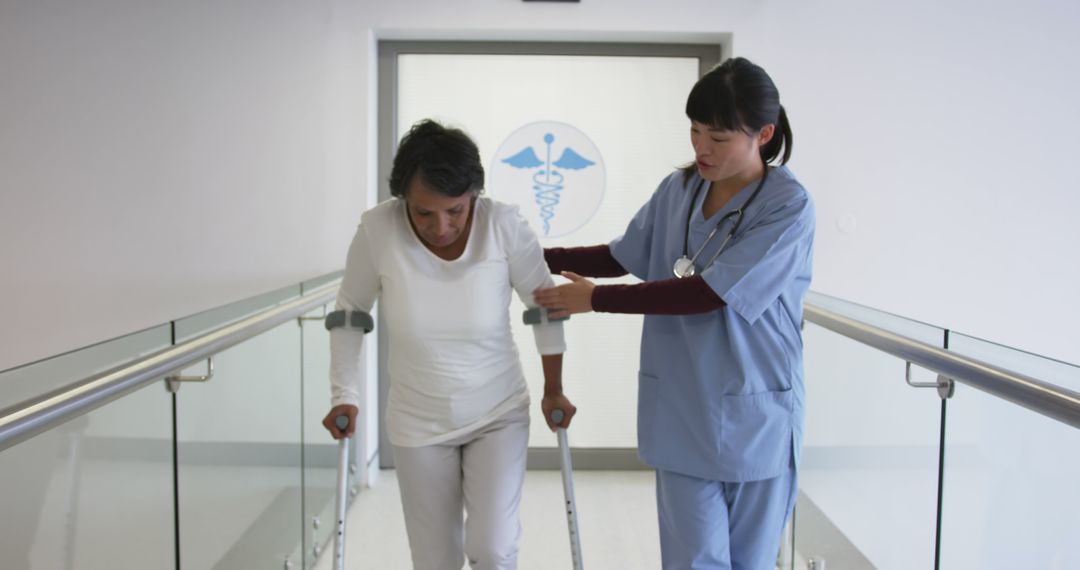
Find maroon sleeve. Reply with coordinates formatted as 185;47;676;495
544;245;628;278
591;276;726;315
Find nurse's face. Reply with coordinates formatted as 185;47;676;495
690;120;774;183
404;176;473;249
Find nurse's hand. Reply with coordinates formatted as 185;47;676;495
541;392;577;431
533;271;595;319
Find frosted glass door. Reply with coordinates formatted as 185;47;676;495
392;48;708;448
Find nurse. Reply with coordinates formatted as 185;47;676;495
533;57;814;569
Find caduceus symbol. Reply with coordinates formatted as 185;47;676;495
501;133;595;236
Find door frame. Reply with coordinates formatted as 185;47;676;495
375;40;723;468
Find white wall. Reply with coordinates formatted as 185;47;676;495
354;0;1080;363
2;1;1077;393
0;0;372;371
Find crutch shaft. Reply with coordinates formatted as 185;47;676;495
557;426;584;570
333;416;351;570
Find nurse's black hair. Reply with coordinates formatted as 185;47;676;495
389;119;485;198
681;57;793;180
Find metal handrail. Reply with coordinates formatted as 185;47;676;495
0;281;340;453
804;302;1080;430
4;281;1076;454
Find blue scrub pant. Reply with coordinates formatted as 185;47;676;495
655;464;797;570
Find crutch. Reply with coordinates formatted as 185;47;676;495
333;414;351;570
523;307;581;568
551;408;583;570
323;309;374;570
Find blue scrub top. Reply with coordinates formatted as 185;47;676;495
610;166;815;482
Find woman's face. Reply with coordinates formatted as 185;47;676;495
404;177;473;249
690;120;773;183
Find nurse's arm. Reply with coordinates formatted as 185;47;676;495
591;276;726;315
544;245;628;277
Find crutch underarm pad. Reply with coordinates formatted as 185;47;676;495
522;307;570;325
325;309;374;333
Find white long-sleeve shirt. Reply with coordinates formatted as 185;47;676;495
330;197;565;447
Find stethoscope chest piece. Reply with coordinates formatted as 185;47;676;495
673;256;697;278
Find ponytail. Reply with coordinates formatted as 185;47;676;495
761;105;793;165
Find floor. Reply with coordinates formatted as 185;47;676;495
313;469;663;570
2;450;811;569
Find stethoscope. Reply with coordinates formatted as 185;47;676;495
673;167;769;279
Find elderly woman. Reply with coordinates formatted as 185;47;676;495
322;119;575;570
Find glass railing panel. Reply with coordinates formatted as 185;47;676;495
946;330;1080;391
0;381;174;570
0;324;171;411
796;318;943;569
939;334;1080;569
175;319;303;570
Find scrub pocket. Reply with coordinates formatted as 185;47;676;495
719;388;794;481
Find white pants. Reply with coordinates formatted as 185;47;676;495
392;404;530;570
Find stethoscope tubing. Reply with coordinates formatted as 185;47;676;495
678;166;769;276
